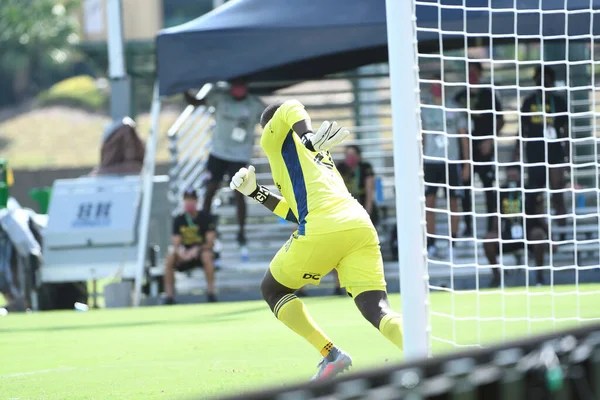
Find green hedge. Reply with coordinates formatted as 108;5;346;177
36;75;107;112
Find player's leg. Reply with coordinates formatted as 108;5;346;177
425;191;437;255
202;155;226;213
226;161;248;245
353;289;403;350
261;269;333;354
526;165;547;190
331;269;343;295
263;232;351;379
478;165;497;232
233;191;247;244
337;227;402;350
449;196;460;238
423;163;440;254
448;163;462;239
461;169;473;237
549;165;567;239
200;247;217;302
483;230;500;287
163;250;182;303
528;227;548;285
261;268;351;380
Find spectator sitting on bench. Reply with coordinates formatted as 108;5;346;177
164;188;217;304
483;165;548;288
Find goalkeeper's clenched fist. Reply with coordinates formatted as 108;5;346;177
230;165;298;224
229;165;270;204
301;120;349;152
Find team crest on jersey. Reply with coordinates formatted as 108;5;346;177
313;152;334;170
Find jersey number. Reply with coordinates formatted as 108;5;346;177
314;152;334;170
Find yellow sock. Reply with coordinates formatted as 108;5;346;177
379;313;404;350
275;294;333;356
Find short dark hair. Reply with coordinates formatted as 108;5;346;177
260;102;284;127
183;188;198;199
230;77;247;86
345;145;362;156
534;65;556;85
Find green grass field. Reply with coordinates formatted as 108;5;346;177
1;285;600;400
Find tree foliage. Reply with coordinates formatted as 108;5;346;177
0;0;82;106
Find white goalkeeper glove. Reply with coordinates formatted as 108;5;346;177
229;165;270;204
301;121;349;152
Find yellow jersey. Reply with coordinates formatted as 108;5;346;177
260;100;372;236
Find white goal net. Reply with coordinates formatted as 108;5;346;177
389;0;600;356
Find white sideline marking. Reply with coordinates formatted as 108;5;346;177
0;360;230;379
0;367;77;378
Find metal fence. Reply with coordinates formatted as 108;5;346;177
164;61;600;267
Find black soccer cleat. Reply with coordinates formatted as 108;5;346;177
207;293;218;303
163;296;176;305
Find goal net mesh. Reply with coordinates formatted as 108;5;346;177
413;0;600;350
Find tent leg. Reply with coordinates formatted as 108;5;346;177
92;280;98;308
133;83;161;307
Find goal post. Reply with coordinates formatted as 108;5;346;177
388;0;600;355
386;0;430;359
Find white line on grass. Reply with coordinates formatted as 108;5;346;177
0;367;78;379
0;360;236;379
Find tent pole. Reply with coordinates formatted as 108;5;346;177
106;0;132;122
133;83;161;307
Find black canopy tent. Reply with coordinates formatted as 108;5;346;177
156;0;387;96
134;0;600;306
155;0;600;97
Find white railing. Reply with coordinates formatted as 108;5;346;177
167;104;215;213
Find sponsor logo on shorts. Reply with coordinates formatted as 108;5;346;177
302;273;321;280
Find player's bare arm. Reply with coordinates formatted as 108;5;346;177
229;165;298;224
292;119;312;139
171;234;192;260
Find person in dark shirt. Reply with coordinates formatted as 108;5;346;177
336;145;378;224
483;166;548;287
454;62;505;236
164;188;217;304
514;65;568;238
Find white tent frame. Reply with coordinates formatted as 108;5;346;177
132;84;161;307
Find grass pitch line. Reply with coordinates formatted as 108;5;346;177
0;359;244;380
0;367;78;379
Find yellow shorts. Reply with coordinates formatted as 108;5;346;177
269;226;386;297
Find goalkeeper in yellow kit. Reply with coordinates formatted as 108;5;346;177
229;100;403;380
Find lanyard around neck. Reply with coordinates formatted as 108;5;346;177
184;213;196;227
